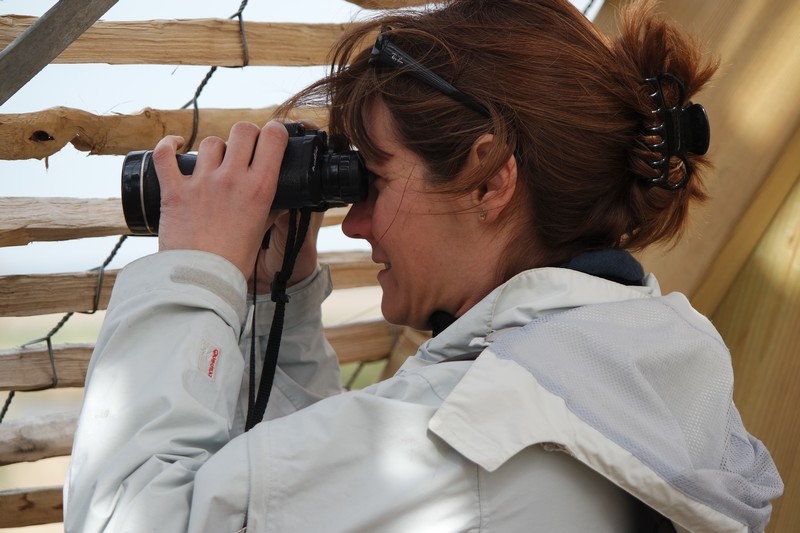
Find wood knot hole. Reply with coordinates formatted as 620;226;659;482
30;130;55;142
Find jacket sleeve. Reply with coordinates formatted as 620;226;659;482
64;250;337;533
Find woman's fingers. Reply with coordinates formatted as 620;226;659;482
153;121;292;276
221;121;261;171
250;121;289;197
151;135;185;187
192;135;227;176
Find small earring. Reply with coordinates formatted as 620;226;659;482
478;211;487;222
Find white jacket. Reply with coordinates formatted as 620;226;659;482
65;250;782;532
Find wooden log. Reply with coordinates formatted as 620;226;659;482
0;16;355;67
321;251;380;290
0;198;346;247
326;319;396;365
0;271;117;317
0;249;375;317
0;486;62;528
0;318;392;391
0;106;330;160
0;344;92;391
0;197;126;247
0;411;76;466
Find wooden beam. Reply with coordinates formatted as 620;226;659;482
321;251;381;290
0;271;117;317
326;319;396;365
0;198;126;247
692;121;800;316
0;486;62;528
0;105;329;160
0;343;91;391
0;318;392;391
0;198;347;247
0;411;75;466
0;16;355;67
0;0;119;105
0;250;376;317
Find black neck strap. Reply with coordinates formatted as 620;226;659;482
245;207;313;431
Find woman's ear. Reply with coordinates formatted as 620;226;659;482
467;134;518;223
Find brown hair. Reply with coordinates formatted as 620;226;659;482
280;0;718;279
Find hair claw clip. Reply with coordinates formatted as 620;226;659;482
642;72;710;190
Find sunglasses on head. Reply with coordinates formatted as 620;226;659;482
368;31;491;119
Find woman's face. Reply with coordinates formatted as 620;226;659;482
342;101;496;330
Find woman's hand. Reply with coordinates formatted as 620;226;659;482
153;121;288;278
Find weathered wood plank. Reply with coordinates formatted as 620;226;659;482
0;343;92;391
0;318;391;391
0;198;347;247
0;411;76;466
322;251;380;290
692;123;800;316
325;319;396;365
0;486;62;528
0;198;126;247
0;106;329;160
0;16;354;66
0;271;117;317
0;0;119;105
0;249;376;317
0;270;118;317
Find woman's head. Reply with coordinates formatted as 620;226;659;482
282;0;718;326
340;99;518;329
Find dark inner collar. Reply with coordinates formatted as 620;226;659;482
427;249;644;337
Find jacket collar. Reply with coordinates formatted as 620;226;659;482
428;249;648;338
416;266;659;363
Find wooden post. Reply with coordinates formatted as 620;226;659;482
0;0;119;104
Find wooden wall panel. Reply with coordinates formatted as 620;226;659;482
596;0;800;297
712;164;800;532
692;123;800;316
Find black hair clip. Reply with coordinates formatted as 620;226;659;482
642;72;710;190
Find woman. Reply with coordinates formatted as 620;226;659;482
66;0;783;531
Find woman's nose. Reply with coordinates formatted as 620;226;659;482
342;199;373;241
